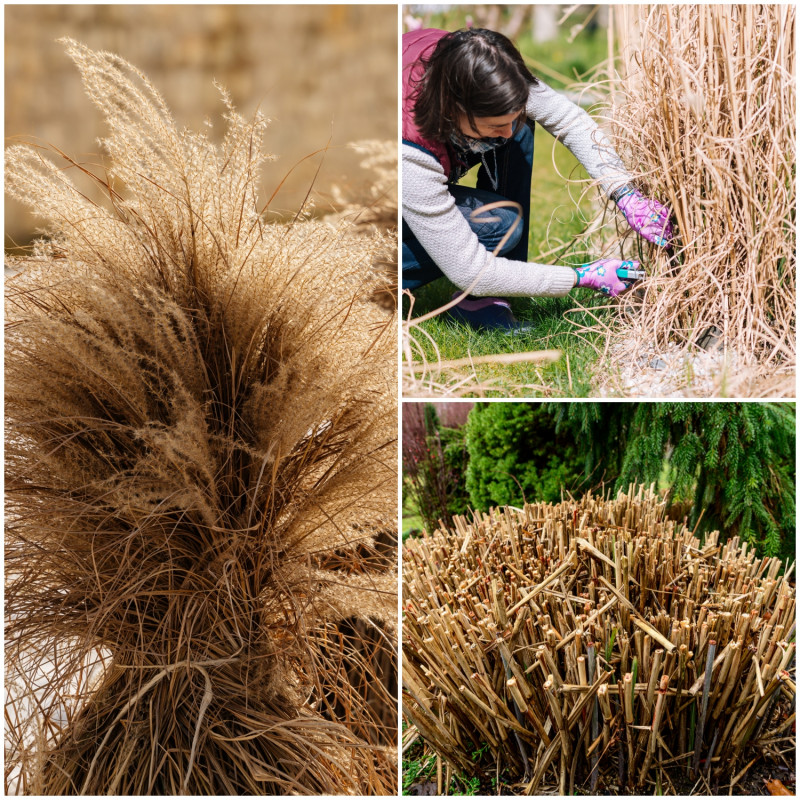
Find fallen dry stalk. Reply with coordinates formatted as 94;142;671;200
403;486;795;793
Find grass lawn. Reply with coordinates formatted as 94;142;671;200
404;124;623;397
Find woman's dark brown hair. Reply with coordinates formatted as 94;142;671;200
412;28;538;143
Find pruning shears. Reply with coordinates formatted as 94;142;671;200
617;262;646;281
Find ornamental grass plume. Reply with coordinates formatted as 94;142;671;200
587;5;795;392
326;139;398;309
5;40;397;795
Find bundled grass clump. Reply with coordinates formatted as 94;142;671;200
403;486;795;794
5;41;397;794
592;5;795;388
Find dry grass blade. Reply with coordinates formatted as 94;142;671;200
5;40;397;795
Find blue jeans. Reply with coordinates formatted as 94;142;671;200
402;120;534;292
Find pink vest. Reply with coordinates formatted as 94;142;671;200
402;28;453;177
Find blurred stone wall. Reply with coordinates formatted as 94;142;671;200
5;4;397;247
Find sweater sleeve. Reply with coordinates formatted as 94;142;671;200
526;80;632;195
402;144;577;298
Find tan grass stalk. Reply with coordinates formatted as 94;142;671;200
5;40;397;795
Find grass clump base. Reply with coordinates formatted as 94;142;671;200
5;40;397;794
403;486;795;794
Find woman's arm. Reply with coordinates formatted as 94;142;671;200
402;144;577;298
526;80;631;195
527;80;673;247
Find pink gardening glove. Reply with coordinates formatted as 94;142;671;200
614;186;673;248
575;259;640;298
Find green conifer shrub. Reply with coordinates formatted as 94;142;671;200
438;424;471;520
549;402;796;559
464;403;586;509
462;403;794;560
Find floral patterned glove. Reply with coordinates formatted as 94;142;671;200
613;185;673;248
575;259;640;297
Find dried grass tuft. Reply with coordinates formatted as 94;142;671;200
326;139;398;310
5;40;397;795
586;5;795;389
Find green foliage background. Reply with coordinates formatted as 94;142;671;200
465;403;585;507
402;405;472;534
548;402;796;560
439;425;472;519
403;402;796;561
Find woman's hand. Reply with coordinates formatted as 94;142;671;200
574;259;640;297
614;187;673;248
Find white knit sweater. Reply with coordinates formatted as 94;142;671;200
403;79;631;297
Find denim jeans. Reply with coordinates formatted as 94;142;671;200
402;120;534;292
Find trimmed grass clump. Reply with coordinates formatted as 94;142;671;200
403;486;795;795
5;40;397;794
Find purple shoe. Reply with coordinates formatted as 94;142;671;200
448;293;533;334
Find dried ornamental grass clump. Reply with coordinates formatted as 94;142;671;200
590;5;795;390
403;486;795;794
5;40;397;795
